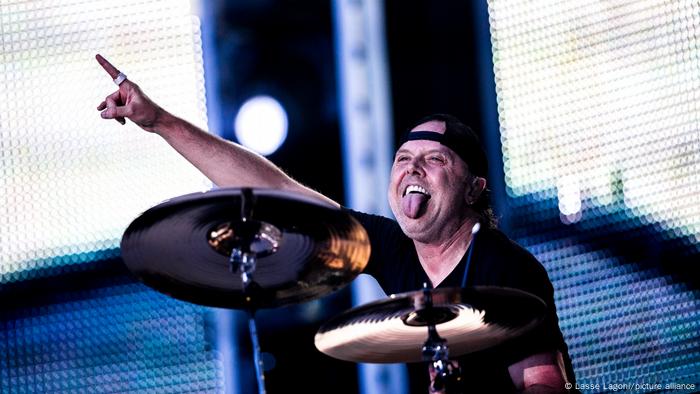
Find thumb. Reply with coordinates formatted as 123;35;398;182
101;105;131;120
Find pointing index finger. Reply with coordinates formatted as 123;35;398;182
95;54;120;79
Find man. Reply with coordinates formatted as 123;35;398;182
96;54;574;393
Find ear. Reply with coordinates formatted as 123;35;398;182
465;176;487;205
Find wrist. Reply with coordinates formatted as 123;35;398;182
150;108;178;135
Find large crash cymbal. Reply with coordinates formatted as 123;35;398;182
120;188;370;310
315;286;546;363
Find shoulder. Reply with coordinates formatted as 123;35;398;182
343;208;403;240
344;208;394;226
477;228;542;267
473;228;552;296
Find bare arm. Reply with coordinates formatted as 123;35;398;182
508;351;569;393
95;54;338;207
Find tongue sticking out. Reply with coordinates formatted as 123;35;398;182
401;193;429;218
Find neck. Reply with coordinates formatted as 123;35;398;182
414;218;479;287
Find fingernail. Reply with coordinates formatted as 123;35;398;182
101;111;108;118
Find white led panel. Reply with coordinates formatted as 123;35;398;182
489;1;700;390
0;0;211;282
489;0;700;232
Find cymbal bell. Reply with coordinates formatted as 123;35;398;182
120;188;370;309
315;286;546;363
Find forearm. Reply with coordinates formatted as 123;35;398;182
154;111;338;206
95;55;336;207
155;111;284;187
509;352;569;394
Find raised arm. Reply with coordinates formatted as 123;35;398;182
95;54;338;207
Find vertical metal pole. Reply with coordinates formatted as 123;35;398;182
247;311;266;394
332;0;407;393
199;0;242;391
469;0;508;232
233;250;266;394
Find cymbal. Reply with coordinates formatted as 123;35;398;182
120;188;370;309
315;286;546;363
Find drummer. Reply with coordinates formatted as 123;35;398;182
96;55;575;393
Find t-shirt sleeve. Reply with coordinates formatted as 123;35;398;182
497;244;567;365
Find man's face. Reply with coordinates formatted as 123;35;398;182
387;120;474;243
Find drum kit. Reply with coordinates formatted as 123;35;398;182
121;188;546;393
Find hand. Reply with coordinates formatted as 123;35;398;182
95;54;165;132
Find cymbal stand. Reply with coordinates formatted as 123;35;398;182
226;189;274;394
419;289;462;393
230;248;266;394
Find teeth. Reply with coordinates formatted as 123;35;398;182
404;185;428;196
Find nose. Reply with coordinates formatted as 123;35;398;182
405;157;424;175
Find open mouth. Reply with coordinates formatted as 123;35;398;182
403;184;430;197
401;184;431;218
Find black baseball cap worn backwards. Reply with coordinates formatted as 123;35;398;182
398;115;488;177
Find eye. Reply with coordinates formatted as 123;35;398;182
428;156;446;164
395;155;410;162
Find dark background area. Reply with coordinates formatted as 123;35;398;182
212;0;344;203
385;0;482;135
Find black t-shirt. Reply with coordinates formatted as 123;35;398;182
348;209;575;393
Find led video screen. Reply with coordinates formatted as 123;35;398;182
1;1;223;393
1;276;223;393
0;0;212;284
488;0;699;392
490;0;699;233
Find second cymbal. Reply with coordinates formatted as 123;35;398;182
315;286;546;363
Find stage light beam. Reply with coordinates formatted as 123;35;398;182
234;95;288;156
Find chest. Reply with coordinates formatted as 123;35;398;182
388;247;496;294
420;256;464;288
